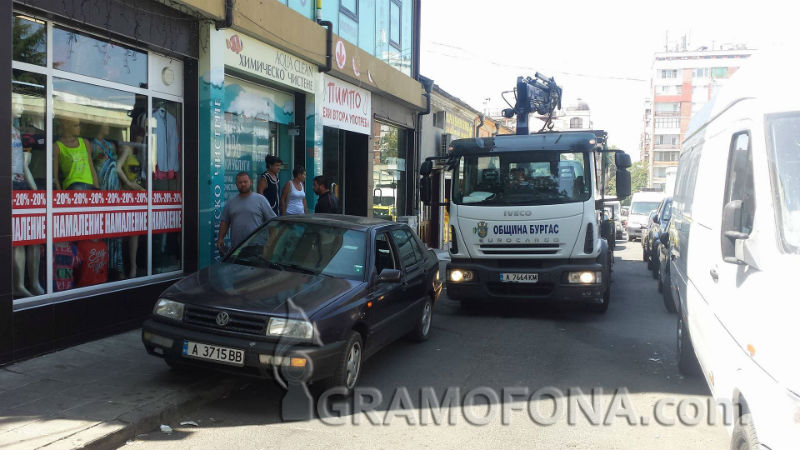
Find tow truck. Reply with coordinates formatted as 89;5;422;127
420;73;632;312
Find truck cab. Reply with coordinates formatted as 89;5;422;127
422;131;631;313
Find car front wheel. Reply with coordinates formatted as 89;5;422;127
327;331;363;396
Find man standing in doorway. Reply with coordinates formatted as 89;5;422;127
258;155;282;217
217;172;276;254
313;175;340;214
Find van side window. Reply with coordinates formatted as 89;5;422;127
676;143;702;216
723;132;755;234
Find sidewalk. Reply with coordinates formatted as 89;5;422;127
0;330;242;450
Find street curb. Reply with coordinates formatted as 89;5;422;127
74;376;243;450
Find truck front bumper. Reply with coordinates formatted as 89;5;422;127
445;259;607;303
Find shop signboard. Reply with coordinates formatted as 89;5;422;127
321;75;371;135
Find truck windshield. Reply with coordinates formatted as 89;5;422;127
766;112;800;253
453;151;591;206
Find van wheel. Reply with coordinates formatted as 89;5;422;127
677;314;700;375
730;411;758;450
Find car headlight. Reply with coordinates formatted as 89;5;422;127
449;269;474;283
267;317;314;340
567;271;602;284
153;298;185;321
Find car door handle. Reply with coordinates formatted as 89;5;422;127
709;268;719;283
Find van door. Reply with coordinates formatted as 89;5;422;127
708;130;759;398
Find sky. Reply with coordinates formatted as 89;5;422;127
420;0;800;160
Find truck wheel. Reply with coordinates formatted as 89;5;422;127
730;411;758;450
588;283;610;314
677;314;700;375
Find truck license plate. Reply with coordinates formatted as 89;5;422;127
182;340;245;367
500;273;539;283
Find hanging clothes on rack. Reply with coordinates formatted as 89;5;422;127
153;106;180;179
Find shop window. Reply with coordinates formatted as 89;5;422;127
373;122;408;220
53;26;148;88
11;71;47;298
13;14;46;66
52;78;149;286
151;99;183;274
11;13;184;303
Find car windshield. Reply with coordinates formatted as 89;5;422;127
226;221;368;281
766;112;800;253
630;201;661;215
453;151;591;206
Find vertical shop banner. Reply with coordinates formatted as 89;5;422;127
321;75;372;135
11;190;182;246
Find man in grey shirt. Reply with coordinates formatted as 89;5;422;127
217;172;276;252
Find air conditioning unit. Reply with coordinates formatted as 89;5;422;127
440;133;452;156
433;111;446;129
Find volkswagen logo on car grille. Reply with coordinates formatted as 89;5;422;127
215;311;230;326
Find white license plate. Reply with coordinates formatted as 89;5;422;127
500;272;539;283
182;340;245;367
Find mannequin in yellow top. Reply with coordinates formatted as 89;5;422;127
54;116;99;190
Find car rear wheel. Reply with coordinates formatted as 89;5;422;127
677;314;700;375
409;299;433;342
651;254;659;279
327;331;363;396
661;269;677;313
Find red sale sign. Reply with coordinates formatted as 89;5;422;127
11;190;183;246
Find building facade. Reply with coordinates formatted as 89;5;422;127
643;44;753;191
2;0;424;364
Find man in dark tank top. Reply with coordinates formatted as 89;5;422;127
257;155;282;217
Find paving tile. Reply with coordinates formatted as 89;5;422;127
38;420;127;450
0;418;94;450
0;369;35;391
5;391;93;416
0;380;74;409
61;400;137;422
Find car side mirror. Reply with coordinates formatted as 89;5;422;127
378;268;402;283
659;231;669;246
721;200;752;265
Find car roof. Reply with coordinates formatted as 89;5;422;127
273;214;400;231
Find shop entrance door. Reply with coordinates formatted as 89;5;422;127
323;127;368;216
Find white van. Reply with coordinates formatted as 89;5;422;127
667;52;800;450
626;191;664;241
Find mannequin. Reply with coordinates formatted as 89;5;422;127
54;116;99;190
119;125;146;278
11;93;44;297
92;125;125;280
